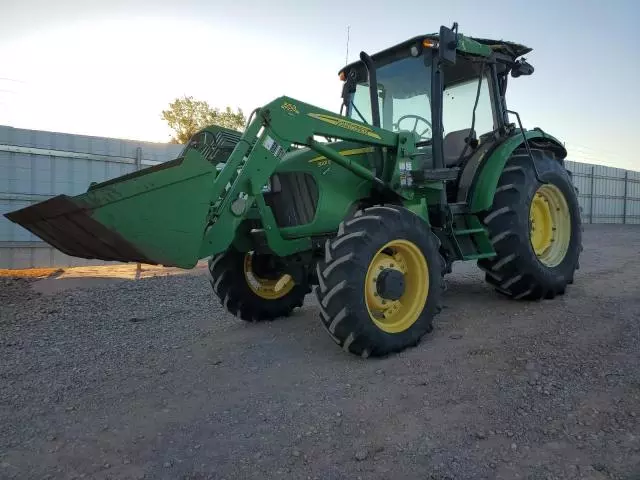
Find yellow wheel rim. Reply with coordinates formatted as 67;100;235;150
364;239;429;334
529;184;571;267
243;253;295;300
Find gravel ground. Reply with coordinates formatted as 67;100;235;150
1;224;639;480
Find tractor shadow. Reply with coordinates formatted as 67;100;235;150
207;270;509;366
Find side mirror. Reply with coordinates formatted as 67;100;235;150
511;59;534;78
438;22;458;65
341;69;357;108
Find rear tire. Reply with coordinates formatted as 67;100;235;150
314;205;444;358
208;249;310;322
478;149;582;300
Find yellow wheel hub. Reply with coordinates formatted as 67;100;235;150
364;239;429;334
529;184;571;267
243;253;294;300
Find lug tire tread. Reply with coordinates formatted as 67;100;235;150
314;204;445;357
477;148;583;300
208;249;310;322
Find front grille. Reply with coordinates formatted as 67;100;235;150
264;172;319;227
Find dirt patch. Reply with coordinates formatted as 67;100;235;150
26;261;209;295
0;268;63;279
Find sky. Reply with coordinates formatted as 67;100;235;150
1;0;639;170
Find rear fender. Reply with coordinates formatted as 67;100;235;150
467;130;567;213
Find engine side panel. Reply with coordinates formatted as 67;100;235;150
263;141;377;237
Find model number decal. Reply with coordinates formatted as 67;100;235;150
281;101;300;115
308;147;375;167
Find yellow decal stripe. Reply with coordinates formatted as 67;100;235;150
309;147;375;163
307;113;382;140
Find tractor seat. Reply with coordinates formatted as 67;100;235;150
443;128;476;167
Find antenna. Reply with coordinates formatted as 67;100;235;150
345;25;350;65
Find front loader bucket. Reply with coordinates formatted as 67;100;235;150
4;149;220;269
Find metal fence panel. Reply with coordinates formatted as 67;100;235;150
565;160;592;220
591;165;623;223
566;160;639;225
627;171;640;224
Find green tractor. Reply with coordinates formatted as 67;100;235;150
5;23;582;358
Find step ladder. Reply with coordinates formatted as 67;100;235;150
448;203;496;261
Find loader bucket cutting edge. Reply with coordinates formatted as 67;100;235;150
4;148;222;269
4;195;161;265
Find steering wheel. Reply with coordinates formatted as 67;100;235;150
395;114;432;140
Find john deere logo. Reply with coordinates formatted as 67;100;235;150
281;102;300;115
307;113;381;140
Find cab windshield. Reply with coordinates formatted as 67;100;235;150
346;55;432;143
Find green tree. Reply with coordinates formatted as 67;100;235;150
161;96;246;144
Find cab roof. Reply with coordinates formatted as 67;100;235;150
339;32;532;76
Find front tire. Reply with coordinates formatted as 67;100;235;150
208;249;310;322
314;205;444;358
478;149;582;300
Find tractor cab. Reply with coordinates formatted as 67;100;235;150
339;24;534;173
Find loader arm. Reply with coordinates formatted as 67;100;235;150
198;96;403;259
4;96;405;269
